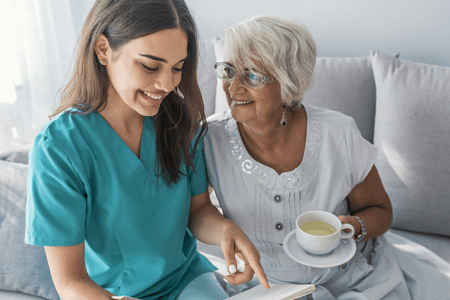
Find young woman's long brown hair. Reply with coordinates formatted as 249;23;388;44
52;0;207;185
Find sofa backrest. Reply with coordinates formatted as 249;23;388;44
303;56;376;143
0;160;59;300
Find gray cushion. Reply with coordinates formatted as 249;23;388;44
0;160;58;300
371;51;450;237
197;38;217;117
0;144;31;164
388;228;450;263
303;56;380;143
0;290;48;300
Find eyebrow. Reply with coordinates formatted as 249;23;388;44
223;62;262;73
139;54;187;64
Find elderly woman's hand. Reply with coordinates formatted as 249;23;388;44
220;221;270;289
338;215;361;240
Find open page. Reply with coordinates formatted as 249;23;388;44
109;284;316;300
228;284;316;300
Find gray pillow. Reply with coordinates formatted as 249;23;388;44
303;56;379;143
371;51;450;237
0;143;32;164
0;160;58;300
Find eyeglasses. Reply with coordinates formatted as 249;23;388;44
214;62;276;89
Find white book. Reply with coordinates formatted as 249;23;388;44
110;284;316;300
228;284;316;300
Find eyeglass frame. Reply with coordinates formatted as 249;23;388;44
214;62;277;89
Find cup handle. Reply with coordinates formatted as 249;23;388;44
340;223;355;239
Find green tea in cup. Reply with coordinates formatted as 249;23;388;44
300;220;336;236
295;211;355;256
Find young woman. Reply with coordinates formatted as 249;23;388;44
24;1;269;299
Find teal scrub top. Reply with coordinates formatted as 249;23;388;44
25;111;216;299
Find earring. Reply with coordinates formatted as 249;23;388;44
100;58;106;64
280;104;287;127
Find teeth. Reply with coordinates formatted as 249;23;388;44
142;91;163;100
233;100;253;105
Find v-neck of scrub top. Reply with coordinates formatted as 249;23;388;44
85;112;153;185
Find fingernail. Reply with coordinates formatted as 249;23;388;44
269;283;271;289
228;264;237;274
223;278;229;283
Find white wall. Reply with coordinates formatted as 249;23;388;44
186;0;450;67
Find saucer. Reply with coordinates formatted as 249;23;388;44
283;230;356;268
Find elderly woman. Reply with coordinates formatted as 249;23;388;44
204;14;450;300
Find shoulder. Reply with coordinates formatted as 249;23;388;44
39;110;89;141
32;110;93;159
205;110;233;137
206;110;232;125
304;104;360;140
304;104;353;127
203;111;233;163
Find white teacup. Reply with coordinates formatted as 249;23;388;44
296;211;355;256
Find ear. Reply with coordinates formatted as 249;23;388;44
94;34;111;64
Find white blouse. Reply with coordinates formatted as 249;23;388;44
203;105;450;299
204;104;376;276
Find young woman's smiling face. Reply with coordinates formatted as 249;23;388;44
97;27;188;117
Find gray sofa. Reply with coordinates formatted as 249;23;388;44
1;39;449;299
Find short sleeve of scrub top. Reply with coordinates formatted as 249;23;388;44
26;135;86;246
25;112;215;299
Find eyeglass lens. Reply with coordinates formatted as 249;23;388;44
215;64;264;88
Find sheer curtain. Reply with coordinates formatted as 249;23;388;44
0;0;94;150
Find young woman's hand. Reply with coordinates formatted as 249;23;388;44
188;191;270;289
219;221;270;289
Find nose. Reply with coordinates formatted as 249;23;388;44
225;74;245;95
154;70;175;93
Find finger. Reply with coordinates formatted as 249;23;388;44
224;261;255;286
240;250;270;289
338;215;348;223
236;253;244;261
338;215;353;233
221;240;238;276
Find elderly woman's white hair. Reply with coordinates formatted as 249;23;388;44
223;13;317;109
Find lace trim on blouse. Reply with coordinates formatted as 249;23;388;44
224;114;322;190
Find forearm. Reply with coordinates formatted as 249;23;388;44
348;206;393;242
188;203;235;245
343;166;394;243
188;192;270;288
57;276;115;300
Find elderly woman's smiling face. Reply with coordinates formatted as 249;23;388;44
221;60;282;125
